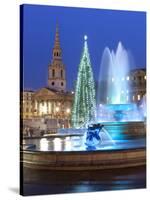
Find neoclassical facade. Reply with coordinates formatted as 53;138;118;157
129;68;146;102
21;90;34;119
96;68;146;104
22;25;73;129
32;87;73;119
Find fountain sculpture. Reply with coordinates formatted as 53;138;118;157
85;42;145;147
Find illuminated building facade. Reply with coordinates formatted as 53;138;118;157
32;87;73;128
129;68;146;102
22;25;73;128
21;90;34;119
96;68;146;104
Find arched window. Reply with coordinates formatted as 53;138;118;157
61;70;63;78
139;76;142;81
133;95;135;101
61;82;64;86
52;69;55;78
52;82;55;86
137;94;141;101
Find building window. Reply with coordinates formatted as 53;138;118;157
52;82;55;86
133;95;135;101
137;94;141;101
139;76;142;81
52;69;55;78
61;82;64;86
61;70;63;78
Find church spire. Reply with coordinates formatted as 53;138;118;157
54;23;60;49
48;24;66;92
52;24;62;60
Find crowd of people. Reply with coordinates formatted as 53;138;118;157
23;126;45;137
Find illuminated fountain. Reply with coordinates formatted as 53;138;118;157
139;95;146;119
97;42;142;121
84;42;145;147
55;41;145;147
22;41;146;171
95;42;146;141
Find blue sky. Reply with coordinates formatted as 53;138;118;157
22;4;146;90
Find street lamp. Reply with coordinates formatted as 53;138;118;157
55;107;60;112
66;108;70;114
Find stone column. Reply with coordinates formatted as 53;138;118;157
52;101;55;117
46;100;48;115
47;101;49;114
37;100;40;116
34;100;37;116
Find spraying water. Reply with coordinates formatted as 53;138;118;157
97;42;144;122
97;42;130;104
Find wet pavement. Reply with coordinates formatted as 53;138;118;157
22;165;146;196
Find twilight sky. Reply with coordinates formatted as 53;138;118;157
22;4;146;91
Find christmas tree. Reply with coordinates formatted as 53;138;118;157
71;35;96;128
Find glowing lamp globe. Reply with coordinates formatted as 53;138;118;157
84;35;88;41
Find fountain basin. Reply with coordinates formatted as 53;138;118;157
104;104;138;121
105;104;137;111
21;147;146;170
21;121;146;170
103;121;146;140
106;103;137;111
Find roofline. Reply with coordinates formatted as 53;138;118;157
130;68;146;72
22;89;35;93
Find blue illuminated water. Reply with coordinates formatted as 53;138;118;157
97;42;145;122
98;42;130;105
23;136;145;152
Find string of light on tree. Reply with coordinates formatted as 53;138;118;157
71;35;96;128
